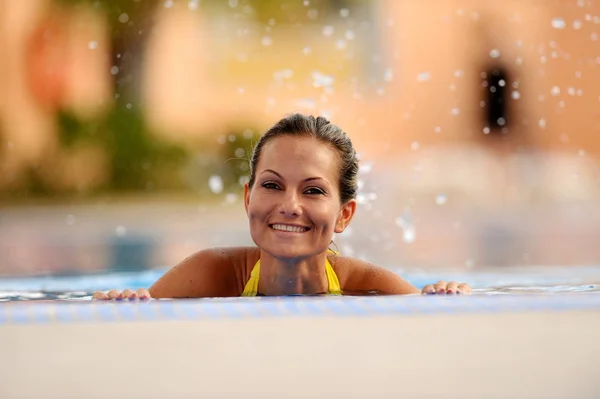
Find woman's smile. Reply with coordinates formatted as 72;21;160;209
270;223;311;233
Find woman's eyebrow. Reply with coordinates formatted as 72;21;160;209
261;169;327;183
261;169;283;178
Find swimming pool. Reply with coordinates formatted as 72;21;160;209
1;266;598;325
2;265;599;398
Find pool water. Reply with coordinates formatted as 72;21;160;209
1;265;599;301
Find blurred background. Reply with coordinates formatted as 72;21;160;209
0;0;599;278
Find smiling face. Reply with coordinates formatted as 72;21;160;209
244;135;356;260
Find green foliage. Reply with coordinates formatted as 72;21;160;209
57;105;188;192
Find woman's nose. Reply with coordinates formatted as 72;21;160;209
279;192;302;216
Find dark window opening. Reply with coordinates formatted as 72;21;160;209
482;67;510;133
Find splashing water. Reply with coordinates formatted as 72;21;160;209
551;18;566;29
208;175;224;194
395;211;416;244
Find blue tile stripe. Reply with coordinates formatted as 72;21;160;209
1;294;599;325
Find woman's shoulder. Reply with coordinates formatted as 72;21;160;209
149;246;260;298
329;254;419;295
183;246;260;271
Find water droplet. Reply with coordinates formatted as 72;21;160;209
66;214;76;226
335;39;347;49
115;225;127;237
578;149;586;157
344;30;355;40
225;193;238;204
551;86;561;96
261;36;272;46
515;57;523;65
489;48;501;58
234;148;245;158
88;41;98;50
322;25;334;36
551;17;566;29
188;0;199;10
303;0;310;5
383;68;393;82
451;107;460;116
395;213;416;244
435;193;447;205
164;0;173;8
110;66;119;75
568;87;576;96
538;118;546;129
311;71;334;88
118;13;129;23
434;126;441;133
511;91;521;100
497;117;506;126
209;175;224;194
302;46;311;55
573;19;582;29
307;9;319;20
340;8;350;18
228;0;238;8
126;103;132;109
359;162;372;174
577;89;584;96
410;141;420;151
453;70;464;78
417;72;431;82
483;127;490;134
273;68;293;81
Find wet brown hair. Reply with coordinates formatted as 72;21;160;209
248;113;359;204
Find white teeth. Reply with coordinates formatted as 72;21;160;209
272;224;307;233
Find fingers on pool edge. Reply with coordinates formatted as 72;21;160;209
446;281;459;294
92;291;108;300
421;284;435;295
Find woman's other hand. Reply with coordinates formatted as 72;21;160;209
421;281;471;295
92;288;151;300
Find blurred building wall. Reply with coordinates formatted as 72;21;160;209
0;0;598;193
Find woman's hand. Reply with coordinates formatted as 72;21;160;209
92;288;151;300
421;281;471;295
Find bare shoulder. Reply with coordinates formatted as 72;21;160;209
330;255;419;295
149;247;260;298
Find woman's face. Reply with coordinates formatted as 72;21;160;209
244;135;356;260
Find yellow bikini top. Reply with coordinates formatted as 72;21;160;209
241;251;342;296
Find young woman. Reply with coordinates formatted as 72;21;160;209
93;114;471;299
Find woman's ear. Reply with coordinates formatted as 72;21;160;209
244;183;251;216
335;200;356;233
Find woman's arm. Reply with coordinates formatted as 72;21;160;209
335;257;420;295
93;248;242;300
149;248;241;298
335;257;471;295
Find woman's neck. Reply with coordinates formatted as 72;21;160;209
257;252;328;296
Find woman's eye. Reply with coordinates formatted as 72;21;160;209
261;182;280;190
305;187;325;195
